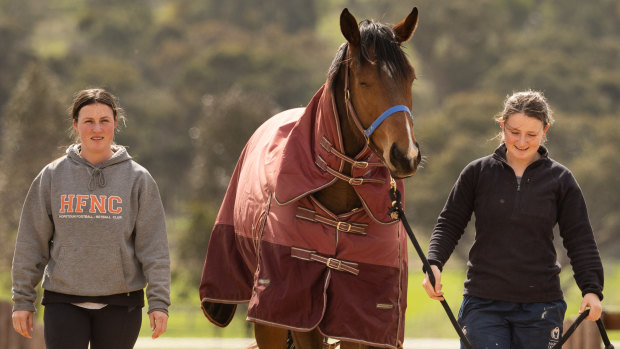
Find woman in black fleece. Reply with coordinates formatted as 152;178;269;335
422;90;603;349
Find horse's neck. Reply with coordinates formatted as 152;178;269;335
313;75;364;215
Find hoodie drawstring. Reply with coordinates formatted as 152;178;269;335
88;168;106;191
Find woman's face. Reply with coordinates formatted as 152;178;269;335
73;103;117;162
501;112;549;164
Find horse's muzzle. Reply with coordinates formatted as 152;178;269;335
388;142;420;179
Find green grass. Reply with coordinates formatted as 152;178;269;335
139;304;252;338
405;265;468;338
144;261;620;339
3;262;620;340
404;261;620;340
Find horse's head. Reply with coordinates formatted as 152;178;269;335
338;7;421;179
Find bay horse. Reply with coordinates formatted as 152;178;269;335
200;7;420;349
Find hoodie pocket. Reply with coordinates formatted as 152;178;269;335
51;245;127;295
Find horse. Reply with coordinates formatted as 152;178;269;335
200;7;421;349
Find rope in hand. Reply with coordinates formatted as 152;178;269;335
389;181;614;349
550;308;614;349
388;181;474;349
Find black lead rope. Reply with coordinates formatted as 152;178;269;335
550;309;614;349
388;185;474;349
389;184;614;349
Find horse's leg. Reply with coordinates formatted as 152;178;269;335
254;323;289;349
290;328;324;349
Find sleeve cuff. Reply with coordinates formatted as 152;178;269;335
12;301;36;313
582;288;604;302
147;298;170;314
422;259;444;273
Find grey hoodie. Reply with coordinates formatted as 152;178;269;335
12;144;170;314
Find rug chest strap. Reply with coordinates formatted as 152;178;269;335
291;247;359;276
315;156;384;185
296;207;367;235
320;137;383;169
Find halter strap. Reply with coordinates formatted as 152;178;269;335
320;137;384;169
364;105;411;138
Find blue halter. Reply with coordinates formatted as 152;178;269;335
364;105;413;138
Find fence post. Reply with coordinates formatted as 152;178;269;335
602;310;620;331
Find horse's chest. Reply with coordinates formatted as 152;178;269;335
313;181;362;214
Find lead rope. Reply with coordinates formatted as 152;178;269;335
388;182;614;349
550;308;614;349
388;180;474;349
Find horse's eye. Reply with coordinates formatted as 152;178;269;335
359;81;369;87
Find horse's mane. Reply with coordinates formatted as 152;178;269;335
327;19;412;88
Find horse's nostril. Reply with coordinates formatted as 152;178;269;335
390;143;408;165
390;143;420;175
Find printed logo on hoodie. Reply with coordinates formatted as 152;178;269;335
58;194;123;220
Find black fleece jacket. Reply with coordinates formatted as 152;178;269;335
428;144;604;303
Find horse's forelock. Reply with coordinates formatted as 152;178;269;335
327;19;411;87
359;20;411;79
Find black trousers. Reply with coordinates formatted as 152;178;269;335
44;303;142;349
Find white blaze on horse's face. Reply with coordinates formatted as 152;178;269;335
381;109;420;179
363;63;419;179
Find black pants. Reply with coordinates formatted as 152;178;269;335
44;303;142;349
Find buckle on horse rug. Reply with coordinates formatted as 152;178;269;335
348;177;364;185
291;247;359;276
326;258;342;270
336;221;352;232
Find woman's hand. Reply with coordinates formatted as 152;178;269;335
422;264;444;301
149;310;168;339
580;293;602;321
12;310;34;338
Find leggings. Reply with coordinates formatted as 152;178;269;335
44;303;142;349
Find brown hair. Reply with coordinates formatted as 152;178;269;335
70;88;126;140
495;90;554;143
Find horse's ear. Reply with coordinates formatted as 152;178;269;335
340;8;360;47
393;7;419;43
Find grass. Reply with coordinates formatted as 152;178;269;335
136;259;620;340
3;261;620;340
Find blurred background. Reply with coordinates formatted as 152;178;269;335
1;0;619;342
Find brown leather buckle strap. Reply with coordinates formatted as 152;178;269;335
296;207;367;235
319;137;383;169
315;156;384;186
291;247;359;276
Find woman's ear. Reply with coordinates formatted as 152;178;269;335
544;124;550;133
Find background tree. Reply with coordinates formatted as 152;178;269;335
0;63;69;270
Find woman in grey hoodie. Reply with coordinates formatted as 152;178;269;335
11;88;171;349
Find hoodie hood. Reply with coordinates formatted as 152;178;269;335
66;144;132;191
